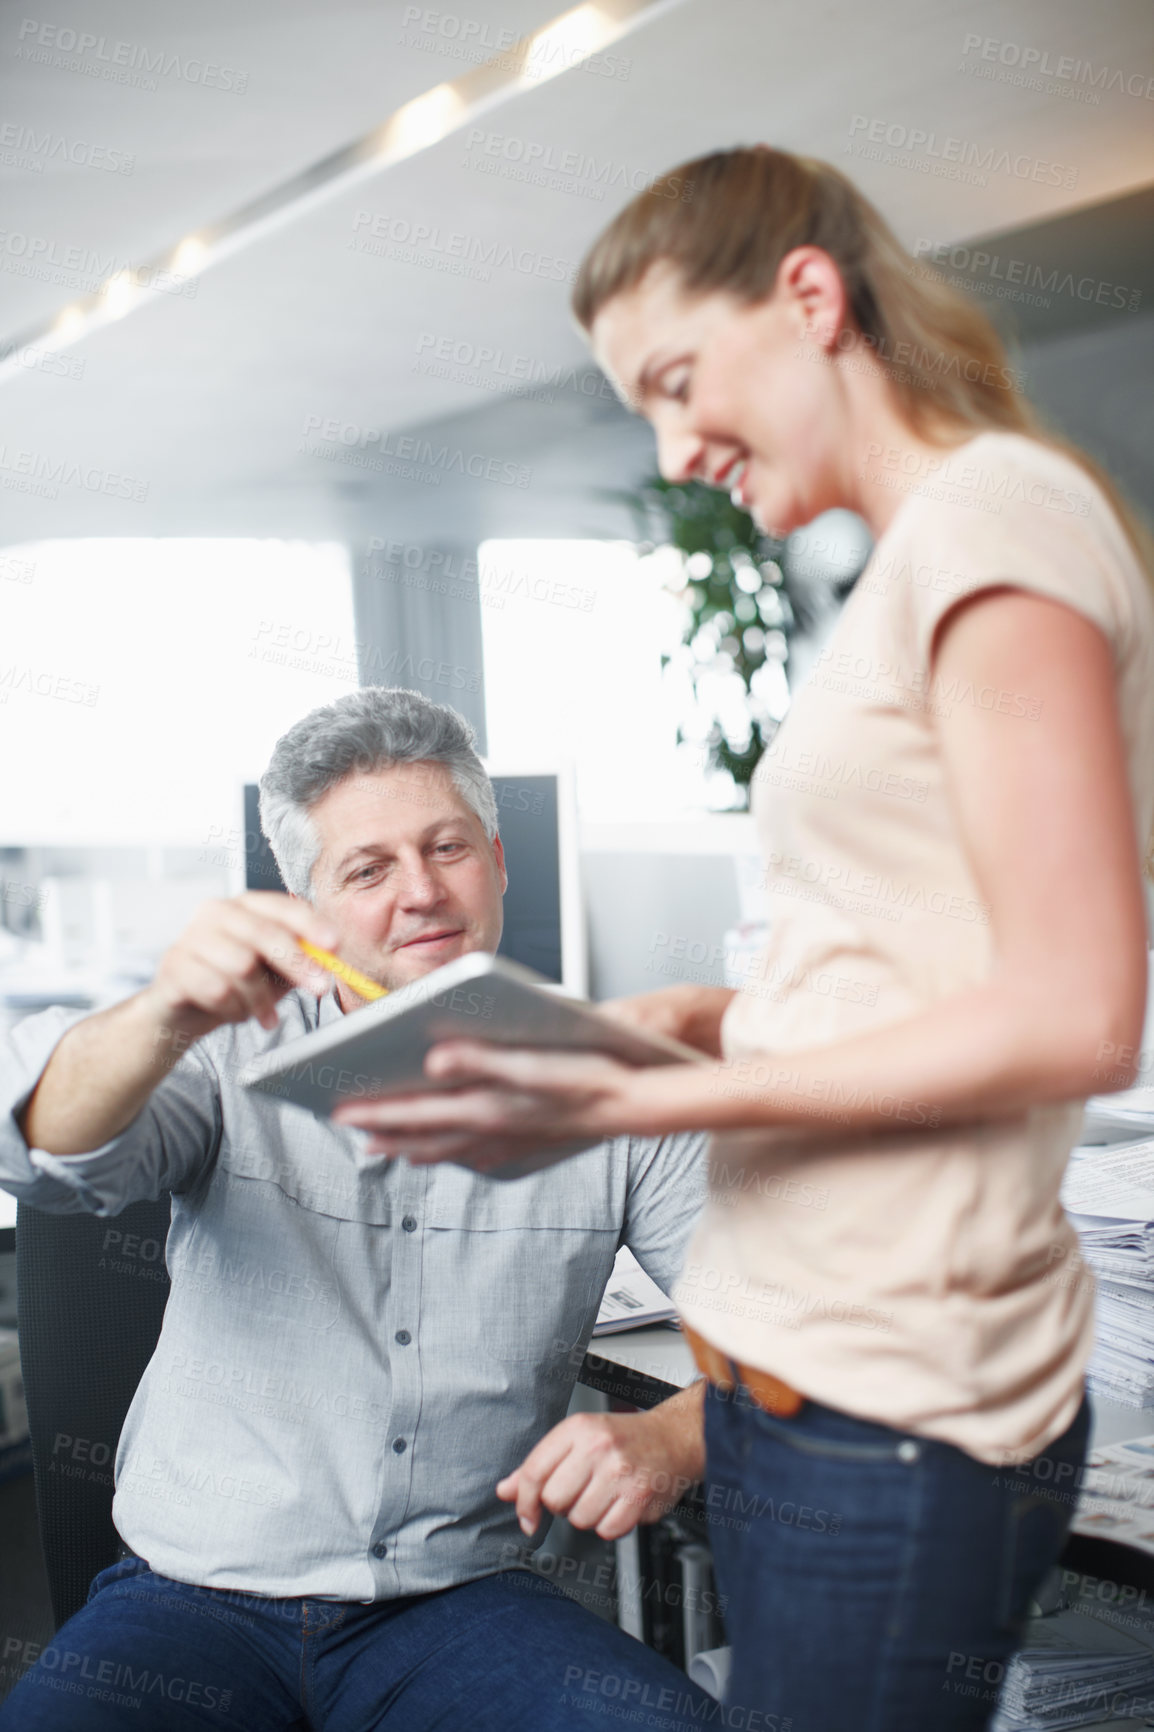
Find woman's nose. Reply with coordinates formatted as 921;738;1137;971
656;424;706;486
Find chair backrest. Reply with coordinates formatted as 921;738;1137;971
16;1196;172;1628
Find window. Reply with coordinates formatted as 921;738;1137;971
0;539;355;846
479;538;721;818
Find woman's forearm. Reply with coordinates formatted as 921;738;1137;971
627;967;1139;1140
335;957;1142;1162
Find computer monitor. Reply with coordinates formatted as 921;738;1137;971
484;766;586;997
242;765;587;997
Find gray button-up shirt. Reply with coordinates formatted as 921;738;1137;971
1;990;706;1600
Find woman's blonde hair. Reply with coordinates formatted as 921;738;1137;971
573;144;1154;871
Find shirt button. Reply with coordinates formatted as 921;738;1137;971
401;1215;417;1233
394;1329;412;1346
371;1541;387;1559
897;1440;920;1463
392;1437;408;1454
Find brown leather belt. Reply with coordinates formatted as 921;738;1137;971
683;1322;805;1417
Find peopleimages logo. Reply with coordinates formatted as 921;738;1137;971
960;33;1154;101
0;443;148;502
15;1644;233;1712
0;229;197;301
14;17;249;92
912;239;1142;313
412;331;616;405
366;538;596;613
299;415;532;490
461;128;694;202
0;121;134;172
845;114;1078;189
398;6;632;82
350;209;578;284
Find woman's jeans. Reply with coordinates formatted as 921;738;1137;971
703;1378;1092;1732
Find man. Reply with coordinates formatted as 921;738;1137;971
0;687;715;1732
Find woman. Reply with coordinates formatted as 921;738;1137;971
335;147;1154;1729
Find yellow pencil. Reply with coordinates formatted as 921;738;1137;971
298;939;389;1002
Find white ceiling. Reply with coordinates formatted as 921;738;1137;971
0;0;568;333
1;0;1152;546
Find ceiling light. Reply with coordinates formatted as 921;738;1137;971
53;307;85;341
172;237;209;277
522;2;614;83
102;271;138;319
379;84;467;162
0;0;683;380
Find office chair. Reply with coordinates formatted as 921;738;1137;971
15;1195;172;1629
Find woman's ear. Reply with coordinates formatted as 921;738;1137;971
775;245;848;350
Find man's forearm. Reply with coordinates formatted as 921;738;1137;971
636;1378;707;1496
19;989;195;1157
18;892;333;1159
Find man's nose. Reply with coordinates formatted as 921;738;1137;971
397;859;445;906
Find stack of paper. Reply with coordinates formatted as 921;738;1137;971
1072;1432;1154;1555
1061;1141;1154;1407
989;1604;1154;1730
1081;1084;1154;1146
991;1434;1154;1729
592;1247;678;1335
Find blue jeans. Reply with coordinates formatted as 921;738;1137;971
703;1378;1092;1732
0;1558;725;1731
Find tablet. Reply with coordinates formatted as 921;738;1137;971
239;953;705;1178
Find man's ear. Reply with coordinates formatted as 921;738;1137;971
492;833;508;894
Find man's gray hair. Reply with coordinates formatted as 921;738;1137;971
259;687;498;898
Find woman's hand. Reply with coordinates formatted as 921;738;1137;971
331;1042;688;1170
598;985;736;1058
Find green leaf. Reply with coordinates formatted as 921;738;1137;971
614;475;803;793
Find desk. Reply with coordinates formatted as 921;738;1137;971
577;1326;696;1411
581;1337;1154;1449
576;1327;708;1654
1090;1392;1154;1452
575;1334;1154;1716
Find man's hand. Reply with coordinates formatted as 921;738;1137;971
496;1381;706;1542
141;891;340;1040
20;892;341;1157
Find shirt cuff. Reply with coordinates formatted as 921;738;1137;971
0;1007;138;1215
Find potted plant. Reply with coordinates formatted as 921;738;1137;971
620;477;827;808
